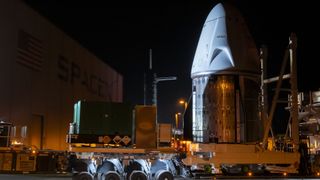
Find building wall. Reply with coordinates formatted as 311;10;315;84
0;0;122;150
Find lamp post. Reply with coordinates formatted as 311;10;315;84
174;112;182;142
175;112;181;129
179;99;188;111
178;99;187;138
153;73;177;123
152;74;176;148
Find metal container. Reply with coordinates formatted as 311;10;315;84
158;123;172;147
36;151;57;172
134;105;157;149
15;153;37;172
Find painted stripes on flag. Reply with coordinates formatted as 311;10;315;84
16;30;43;71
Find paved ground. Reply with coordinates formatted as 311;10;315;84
0;173;72;180
1;174;319;180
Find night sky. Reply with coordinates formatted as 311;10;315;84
23;0;318;133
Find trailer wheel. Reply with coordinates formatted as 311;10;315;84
155;170;174;180
129;170;148;180
103;171;121;180
72;171;94;180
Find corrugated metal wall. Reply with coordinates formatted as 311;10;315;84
0;0;122;150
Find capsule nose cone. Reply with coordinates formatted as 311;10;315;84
191;2;259;78
205;3;226;22
191;3;231;78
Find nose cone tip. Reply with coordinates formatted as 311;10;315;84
191;2;259;78
206;3;225;22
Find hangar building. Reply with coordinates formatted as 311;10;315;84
0;0;122;150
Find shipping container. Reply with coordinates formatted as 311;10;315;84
73;101;133;136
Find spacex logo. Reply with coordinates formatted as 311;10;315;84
57;55;115;99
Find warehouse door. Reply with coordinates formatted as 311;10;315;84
29;115;44;150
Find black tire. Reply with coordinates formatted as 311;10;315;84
155;170;174;180
129;170;148;180
73;171;94;180
104;171;121;180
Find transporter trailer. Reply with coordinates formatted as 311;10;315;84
65;101;191;180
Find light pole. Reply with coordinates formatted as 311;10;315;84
152;73;177;123
153;73;177;148
174;112;182;141
153;73;177;107
179;99;188;111
178;99;188;139
175;112;181;129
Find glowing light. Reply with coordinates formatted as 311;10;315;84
247;172;252;176
175;113;181;129
283;172;287;176
178;99;187;110
11;140;23;145
90;144;96;147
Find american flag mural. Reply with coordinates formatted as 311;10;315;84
16;30;43;71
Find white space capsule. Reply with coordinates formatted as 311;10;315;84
191;3;261;143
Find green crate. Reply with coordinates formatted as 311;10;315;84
73;101;133;136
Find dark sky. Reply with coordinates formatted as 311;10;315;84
23;0;318;128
